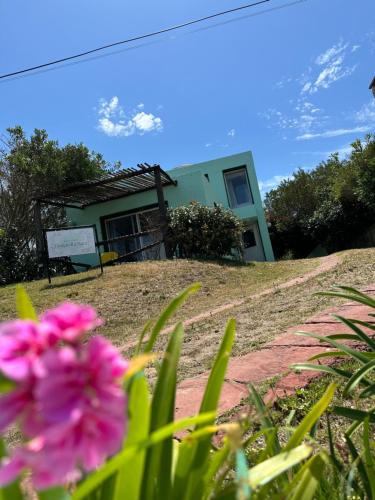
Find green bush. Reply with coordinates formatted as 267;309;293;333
167;202;244;260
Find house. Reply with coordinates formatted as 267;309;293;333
40;151;274;267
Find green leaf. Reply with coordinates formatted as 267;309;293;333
333;406;375;423
308;350;349;361
360;382;375;398
135;319;152;355
333;314;375;351
292;363;354;381
295;331;369;364
343;359;375;396
72;412;215;500
142;322;184;499
235;449;251;500
345;432;372;499
363;418;375;498
282;452;328;500
16;285;37;321
182;319;236;500
248;444;312;489
143;283;200;353
248;383;281;454
316;289;375;308
285;383;336;451
0;374;16;394
113;374;151;500
39;487;71;500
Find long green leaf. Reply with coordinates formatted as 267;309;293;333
345;433;372;499
334;406;375;423
235;449;251;500
316;289;375;308
333;314;375;351
143;283;200;353
343;359;375;396
113;373;151;500
360;382;375;398
39;487;71;500
308;350;349;361
284;383;336;451
16;285;37;321
363;418;375;498
292;363;354;381
142;322;184;500
72;412;215;500
248;444;312;489
282;452;328;500
295;331;369;363
179;319;236;500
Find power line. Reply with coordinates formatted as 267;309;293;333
0;0;271;81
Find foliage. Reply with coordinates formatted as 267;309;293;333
265;134;375;258
293;286;375;498
167;202;244;260
0;126;119;285
0;284;337;499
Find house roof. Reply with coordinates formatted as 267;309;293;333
35;164;177;209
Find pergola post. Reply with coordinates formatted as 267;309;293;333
33;200;47;278
154;166;172;258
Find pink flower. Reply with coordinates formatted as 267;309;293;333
40;302;103;342
0;386;33;432
0;336;128;488
0;320;50;382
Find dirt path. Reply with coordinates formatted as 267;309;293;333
121;254;339;353
175;284;375;419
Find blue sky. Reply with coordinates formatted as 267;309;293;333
1;0;374;196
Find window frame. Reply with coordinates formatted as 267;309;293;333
223;166;254;208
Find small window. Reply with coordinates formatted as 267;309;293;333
224;168;253;208
243;229;256;248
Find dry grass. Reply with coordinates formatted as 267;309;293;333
152;248;375;380
1;249;374;384
0;257;318;343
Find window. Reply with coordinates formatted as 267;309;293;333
224;168;253;208
243;229;256;248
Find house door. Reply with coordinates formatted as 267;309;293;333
242;223;265;262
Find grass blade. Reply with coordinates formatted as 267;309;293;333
343;359;375;396
16;285;37;321
333;406;375;423
143;283;200;353
248;444;312;489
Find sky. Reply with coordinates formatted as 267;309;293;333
1;0;375;197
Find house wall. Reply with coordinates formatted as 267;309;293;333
66;151;274;265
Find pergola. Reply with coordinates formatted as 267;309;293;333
33;164;177;271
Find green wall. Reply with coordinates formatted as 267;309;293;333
66;151;274;265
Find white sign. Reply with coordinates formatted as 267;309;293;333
46;227;96;258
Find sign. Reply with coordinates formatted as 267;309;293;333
46;227;96;258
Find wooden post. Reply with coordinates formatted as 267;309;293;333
154;166;172;258
33;200;48;279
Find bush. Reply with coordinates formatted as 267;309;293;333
168;202;244;260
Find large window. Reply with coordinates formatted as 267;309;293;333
224;168;253;208
104;208;162;261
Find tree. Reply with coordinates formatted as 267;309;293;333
264;134;375;258
0;126;119;284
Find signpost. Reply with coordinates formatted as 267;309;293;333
44;225;103;283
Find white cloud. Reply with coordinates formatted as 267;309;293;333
259;174;291;197
205;142;212;147
296;125;371;141
351;44;360;53
302;40;356;95
227;128;236;137
355;100;375;124
97;97;163;137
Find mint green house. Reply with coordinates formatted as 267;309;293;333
55;151;274;266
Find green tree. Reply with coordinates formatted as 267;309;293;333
0;126;119;284
265;135;375;258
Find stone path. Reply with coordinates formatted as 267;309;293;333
175;284;375;419
121;254;339;353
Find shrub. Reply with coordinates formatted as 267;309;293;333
168;202;244;260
